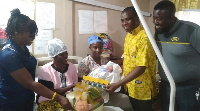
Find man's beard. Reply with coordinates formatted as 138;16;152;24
155;28;165;34
155;25;171;34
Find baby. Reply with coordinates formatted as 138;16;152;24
87;61;122;103
88;61;122;84
104;65;113;72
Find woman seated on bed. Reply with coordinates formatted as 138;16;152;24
36;38;78;104
78;35;109;81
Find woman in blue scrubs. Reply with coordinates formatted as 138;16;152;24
0;8;72;111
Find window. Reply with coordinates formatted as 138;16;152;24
175;9;200;25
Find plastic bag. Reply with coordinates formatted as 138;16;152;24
98;33;113;58
88;61;122;91
87;61;122;103
66;82;104;111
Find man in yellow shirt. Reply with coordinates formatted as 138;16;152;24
106;6;157;111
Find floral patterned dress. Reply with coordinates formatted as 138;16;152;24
78;55;108;78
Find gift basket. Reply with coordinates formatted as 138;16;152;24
66;81;104;111
37;81;104;111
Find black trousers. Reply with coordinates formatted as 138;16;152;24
129;97;153;111
121;86;153;111
160;80;200;111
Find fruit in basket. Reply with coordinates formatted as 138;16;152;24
88;87;102;101
66;82;104;111
75;96;89;111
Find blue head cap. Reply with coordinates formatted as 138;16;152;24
88;35;106;45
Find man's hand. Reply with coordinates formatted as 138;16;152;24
105;83;119;93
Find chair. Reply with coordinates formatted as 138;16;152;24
35;57;53;82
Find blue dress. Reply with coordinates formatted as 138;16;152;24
0;39;37;109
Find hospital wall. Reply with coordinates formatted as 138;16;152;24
34;0;162;58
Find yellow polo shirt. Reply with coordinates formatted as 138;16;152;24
123;24;157;100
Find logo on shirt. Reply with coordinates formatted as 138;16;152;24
135;80;142;84
171;37;179;42
131;55;136;58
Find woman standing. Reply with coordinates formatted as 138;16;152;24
0;9;72;111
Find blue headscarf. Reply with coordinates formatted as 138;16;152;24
88;35;106;45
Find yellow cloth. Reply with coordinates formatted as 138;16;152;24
123;24;157;100
171;0;200;11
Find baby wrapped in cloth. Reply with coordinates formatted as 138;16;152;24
87;61;122;103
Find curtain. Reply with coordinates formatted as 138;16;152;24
171;0;200;11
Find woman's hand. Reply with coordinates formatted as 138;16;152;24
69;83;76;89
60;98;73;111
55;94;73;110
105;83;119;93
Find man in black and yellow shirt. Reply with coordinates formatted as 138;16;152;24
106;6;157;111
153;1;200;111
